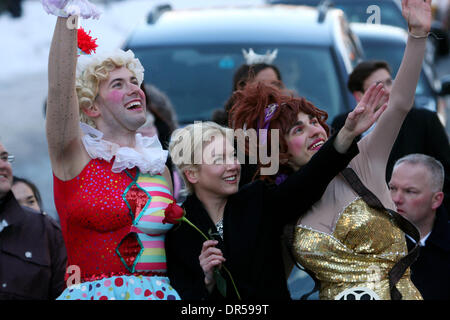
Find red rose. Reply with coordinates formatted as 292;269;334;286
163;202;185;224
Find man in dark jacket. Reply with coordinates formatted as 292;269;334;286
0;141;67;300
389;153;450;299
331;60;450;214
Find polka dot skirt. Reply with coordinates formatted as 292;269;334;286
57;275;180;300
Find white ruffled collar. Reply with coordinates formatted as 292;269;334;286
80;122;168;175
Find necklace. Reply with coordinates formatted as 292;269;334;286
215;218;224;240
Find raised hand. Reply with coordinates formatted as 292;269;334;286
344;83;388;137
402;0;432;36
333;83;388;153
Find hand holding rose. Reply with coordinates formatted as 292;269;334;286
199;240;226;293
163;201;241;299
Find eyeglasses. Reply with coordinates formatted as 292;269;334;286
0;153;15;163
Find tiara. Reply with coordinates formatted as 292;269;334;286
242;48;278;65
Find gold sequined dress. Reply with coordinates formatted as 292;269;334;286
294;197;422;300
292;138;423;300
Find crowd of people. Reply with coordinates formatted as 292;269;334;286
0;0;449;301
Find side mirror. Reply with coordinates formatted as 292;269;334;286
439;75;450;96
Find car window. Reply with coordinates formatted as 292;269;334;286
132;45;346;124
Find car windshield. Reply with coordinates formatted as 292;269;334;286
133;45;346;124
359;40;433;96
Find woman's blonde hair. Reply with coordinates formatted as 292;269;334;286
75;49;145;128
169;121;232;195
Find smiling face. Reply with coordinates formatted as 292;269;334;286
0;142;13;200
389;162;440;226
284;111;328;170
93;67;147;132
191;135;241;199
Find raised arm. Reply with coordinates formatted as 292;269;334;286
363;0;431;165
43;0;100;180
46;17;83;179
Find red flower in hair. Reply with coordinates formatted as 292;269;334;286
77;27;98;55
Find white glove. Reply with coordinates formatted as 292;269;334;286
41;0;101;19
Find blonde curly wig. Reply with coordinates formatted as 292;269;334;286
75;49;145;128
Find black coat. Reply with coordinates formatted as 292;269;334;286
331;108;450;214
165;134;359;300
0;191;67;300
406;206;450;300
